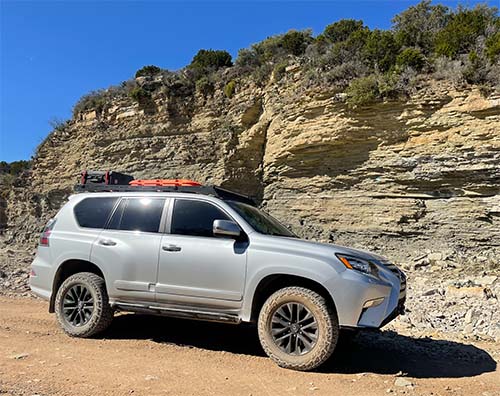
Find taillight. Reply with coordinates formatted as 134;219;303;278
39;219;56;246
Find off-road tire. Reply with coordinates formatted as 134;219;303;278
55;272;113;337
257;286;339;371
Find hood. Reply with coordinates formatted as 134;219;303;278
252;233;387;262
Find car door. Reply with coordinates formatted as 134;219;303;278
156;198;247;308
91;196;167;303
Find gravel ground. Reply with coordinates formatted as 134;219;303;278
0;296;499;396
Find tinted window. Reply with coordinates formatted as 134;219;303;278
227;201;296;237
107;198;165;233
171;199;230;237
74;197;118;229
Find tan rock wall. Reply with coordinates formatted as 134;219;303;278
4;77;499;267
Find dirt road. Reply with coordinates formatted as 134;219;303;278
0;296;498;396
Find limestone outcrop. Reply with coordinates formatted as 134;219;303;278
3;73;499;268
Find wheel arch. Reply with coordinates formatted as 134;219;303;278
49;259;106;313
249;273;338;323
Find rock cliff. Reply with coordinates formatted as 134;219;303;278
3;71;500;269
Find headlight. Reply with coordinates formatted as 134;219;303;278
336;254;374;274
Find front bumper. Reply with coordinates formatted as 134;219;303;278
325;263;406;329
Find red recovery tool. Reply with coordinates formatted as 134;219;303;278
129;179;202;187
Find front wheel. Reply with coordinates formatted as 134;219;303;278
257;286;339;371
54;272;113;337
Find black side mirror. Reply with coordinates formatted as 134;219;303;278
213;219;241;238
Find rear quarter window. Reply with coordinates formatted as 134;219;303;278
73;197;119;229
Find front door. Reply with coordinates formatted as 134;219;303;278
156;198;247;308
91;197;167;303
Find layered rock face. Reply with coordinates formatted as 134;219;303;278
3;74;500;268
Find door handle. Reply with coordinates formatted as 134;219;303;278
98;239;117;246
162;244;181;252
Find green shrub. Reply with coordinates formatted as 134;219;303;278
224;80;236;98
273;62;288;80
346;75;379;107
321;19;365;43
486;31;500;61
362;30;400;72
281;30;311;56
129;87;151;103
73;90;110;116
251;35;285;64
434;5;499;57
135;65;162;78
190;49;233;70
462;50;492;85
195;76;214;96
396;48;426;71
392;0;450;54
235;48;260;68
252;63;273;86
238;30;311;68
0;160;31;176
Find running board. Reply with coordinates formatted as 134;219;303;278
112;302;241;324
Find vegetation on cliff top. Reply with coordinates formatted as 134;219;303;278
73;1;500;115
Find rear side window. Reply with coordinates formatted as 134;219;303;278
171;199;230;237
74;197;118;229
107;198;165;233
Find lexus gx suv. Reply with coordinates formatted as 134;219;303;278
30;189;406;371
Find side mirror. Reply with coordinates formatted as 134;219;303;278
213;219;241;238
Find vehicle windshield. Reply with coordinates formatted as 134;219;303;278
227;201;297;238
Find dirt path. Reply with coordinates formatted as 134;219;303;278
0;296;498;396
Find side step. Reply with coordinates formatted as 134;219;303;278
112;302;241;324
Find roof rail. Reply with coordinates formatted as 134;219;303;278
73;183;256;206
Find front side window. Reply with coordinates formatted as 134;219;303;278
107;198;165;233
74;197;118;229
227;201;296;237
171;199;230;237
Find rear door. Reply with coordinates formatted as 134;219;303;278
156;198;247;308
91;197;168;303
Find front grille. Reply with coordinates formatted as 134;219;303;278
379;261;407;293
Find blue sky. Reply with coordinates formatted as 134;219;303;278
1;0;497;162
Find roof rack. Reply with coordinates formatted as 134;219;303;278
74;183;256;206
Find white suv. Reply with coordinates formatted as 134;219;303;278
30;188;406;371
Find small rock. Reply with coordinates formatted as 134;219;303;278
11;353;29;360
394;378;414;388
428;252;443;262
464;324;474;333
464;308;474;324
446;285;485;299
475;276;497;286
413;258;430;269
144;375;158;381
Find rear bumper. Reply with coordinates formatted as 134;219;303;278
29;254;52;302
30;284;51;300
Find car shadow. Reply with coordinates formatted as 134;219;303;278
104;313;497;378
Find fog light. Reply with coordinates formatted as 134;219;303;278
363;297;384;308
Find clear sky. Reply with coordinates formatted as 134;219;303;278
1;0;497;162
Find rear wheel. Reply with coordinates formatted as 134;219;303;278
257;286;339;371
55;272;113;337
